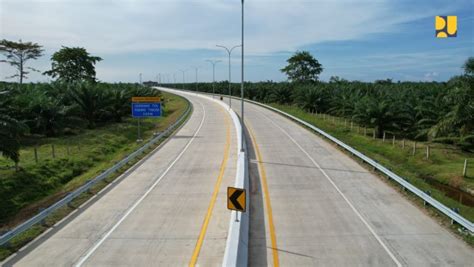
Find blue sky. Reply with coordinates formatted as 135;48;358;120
0;0;473;83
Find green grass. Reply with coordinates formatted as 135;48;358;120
269;104;474;223
0;92;188;227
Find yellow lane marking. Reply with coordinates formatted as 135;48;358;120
247;124;280;267
189;106;231;267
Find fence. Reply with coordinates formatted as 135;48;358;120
310;112;471;177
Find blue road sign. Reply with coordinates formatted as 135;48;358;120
132;103;161;117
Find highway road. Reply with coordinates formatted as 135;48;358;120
3;91;238;266
3;89;473;267
222;95;474;266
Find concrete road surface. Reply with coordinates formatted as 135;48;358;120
223;95;473;266
3;91;237;266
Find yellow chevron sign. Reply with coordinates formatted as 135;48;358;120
227;187;246;212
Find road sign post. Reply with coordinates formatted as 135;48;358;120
227;187;246;212
131;97;162;142
227;187;246;222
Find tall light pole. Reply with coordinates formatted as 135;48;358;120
179;69;187;90
192;66;199;92
216;44;241;108
206;59;221;97
240;0;245;152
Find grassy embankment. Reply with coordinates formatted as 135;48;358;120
0;92;188;260
269;104;474;224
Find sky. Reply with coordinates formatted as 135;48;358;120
0;0;473;83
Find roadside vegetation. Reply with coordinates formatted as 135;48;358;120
0;82;187;225
0;39;188;241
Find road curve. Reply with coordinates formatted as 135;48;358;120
3;91;237;266
224;95;473;266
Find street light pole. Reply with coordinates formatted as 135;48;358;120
191;66;199;92
206;60;221;98
240;0;245;152
216;44;241;109
179;69;186;90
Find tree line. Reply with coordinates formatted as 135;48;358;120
176;55;474;151
0;39;160;167
0;82;160;166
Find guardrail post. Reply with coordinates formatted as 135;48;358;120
463;159;468;177
34;147;38;163
412;142;417;156
424;190;431;206
426;145;430;160
38;208;47;226
451;207;460;225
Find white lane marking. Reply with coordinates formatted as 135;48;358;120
74;100;206;267
259;110;402;267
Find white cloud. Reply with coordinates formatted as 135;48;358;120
0;0;455;55
423;71;439;81
0;0;469;82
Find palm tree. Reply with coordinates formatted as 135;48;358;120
0;90;27;169
328;87;360;117
352;94;399;138
293;85;329;113
107;87;132;122
428;84;474;150
67;83;111;128
268;84;293;104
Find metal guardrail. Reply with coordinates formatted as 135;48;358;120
190;90;473;233
0;99;192;246
245;98;474;234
